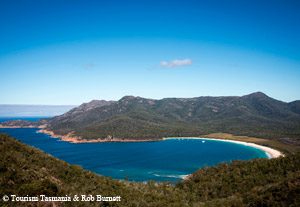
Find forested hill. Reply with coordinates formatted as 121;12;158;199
46;92;300;140
1;134;299;206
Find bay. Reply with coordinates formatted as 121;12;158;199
0;125;268;182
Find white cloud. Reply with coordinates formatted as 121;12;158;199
160;58;192;68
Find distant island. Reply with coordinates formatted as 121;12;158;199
1;92;300;148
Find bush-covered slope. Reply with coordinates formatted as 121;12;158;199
46;92;300;140
0;134;187;207
178;155;300;206
1;134;300;206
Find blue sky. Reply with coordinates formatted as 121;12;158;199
0;0;299;104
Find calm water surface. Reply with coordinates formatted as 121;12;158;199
0;118;268;182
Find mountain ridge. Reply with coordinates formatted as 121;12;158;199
43;92;300;141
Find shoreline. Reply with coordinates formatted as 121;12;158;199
37;129;160;143
1;126;284;158
1;127;285;182
38;129;284;158
0;125;38;128
164;137;284;159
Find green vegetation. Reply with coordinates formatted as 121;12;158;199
179;155;300;206
46;92;300;143
1;134;300;206
202;133;300;154
0;134;185;207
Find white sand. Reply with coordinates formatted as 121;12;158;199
164;137;284;159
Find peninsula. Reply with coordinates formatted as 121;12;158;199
1;92;299;154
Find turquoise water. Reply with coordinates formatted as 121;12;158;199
0;127;268;182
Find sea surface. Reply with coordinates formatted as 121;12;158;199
0;117;268;182
0;117;50;122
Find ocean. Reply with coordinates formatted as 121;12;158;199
0;117;50;122
0;117;268;182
